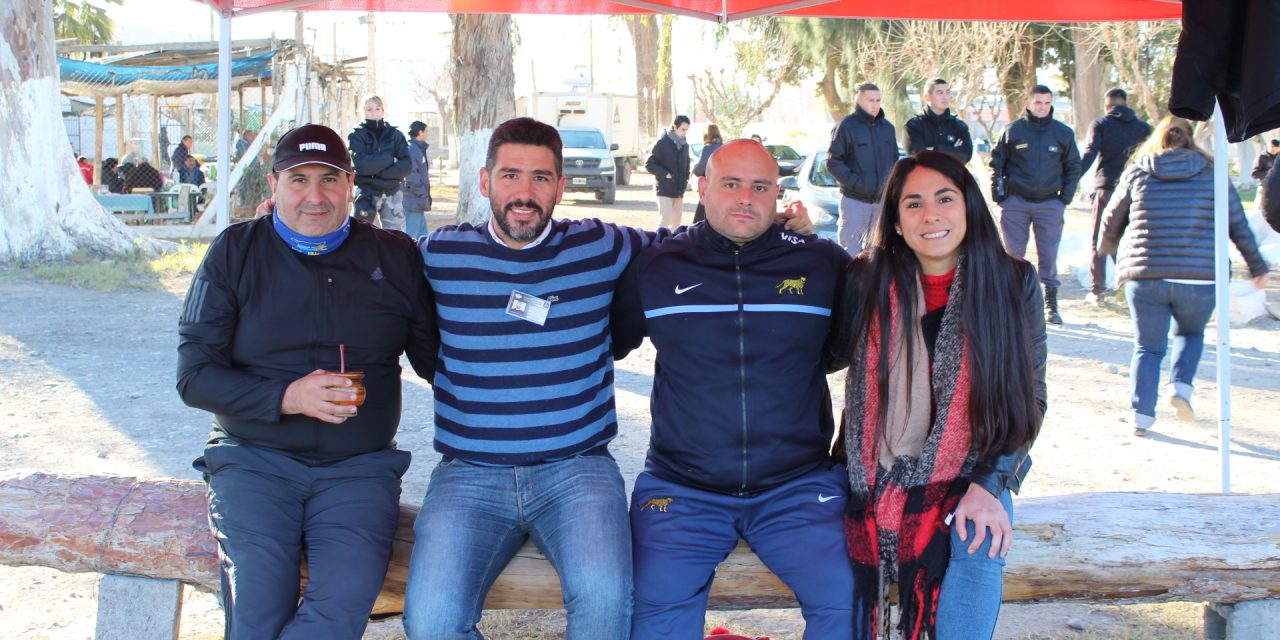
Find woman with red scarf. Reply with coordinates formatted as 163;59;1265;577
827;151;1047;639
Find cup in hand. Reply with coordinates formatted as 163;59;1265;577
324;371;366;407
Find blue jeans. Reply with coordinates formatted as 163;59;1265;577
630;466;853;640
402;455;632;639
935;488;1014;640
404;208;428;241
1124;280;1216;419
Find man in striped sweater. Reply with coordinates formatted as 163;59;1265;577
402;118;811;639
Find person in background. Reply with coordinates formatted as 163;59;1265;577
178;155;206;187
101;158;126;194
905;77;974;164
989;84;1082;325
172;135;196;174
349;95;412;232
829;150;1046;639
124;157;164;193
235;129;257;162
402;120;433;239
1079;89;1153;307
1098;116;1269;436
77;156;94;185
645;115;692;229
691;123;723;224
1263;155;1280;232
1251;138;1278;209
827;82;899;251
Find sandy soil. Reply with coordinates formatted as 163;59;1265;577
1;174;1277;639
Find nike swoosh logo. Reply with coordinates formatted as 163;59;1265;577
818;494;839;503
674;283;702;294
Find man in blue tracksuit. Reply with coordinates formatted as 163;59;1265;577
612;139;854;639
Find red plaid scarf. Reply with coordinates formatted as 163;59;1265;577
843;262;976;639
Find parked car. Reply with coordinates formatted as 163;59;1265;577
558;126;617;204
779;148;839;239
766;144;805;177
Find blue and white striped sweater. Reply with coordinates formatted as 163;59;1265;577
421;217;657;465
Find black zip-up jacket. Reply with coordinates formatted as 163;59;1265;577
1264;160;1280;233
1080;105;1153;191
1251;151;1275;181
905;107;974;164
177;216;438;459
349;119;412;195
990;108;1083;203
825;256;1048;498
827;106;899;202
612;223;851;495
645;131;692;198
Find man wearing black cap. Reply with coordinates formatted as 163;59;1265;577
177;123;439;639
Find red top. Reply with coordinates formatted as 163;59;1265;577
921;269;955;312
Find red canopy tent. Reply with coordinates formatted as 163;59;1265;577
204;0;1180;22
194;0;1271;493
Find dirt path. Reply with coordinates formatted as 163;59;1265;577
2;176;1277;638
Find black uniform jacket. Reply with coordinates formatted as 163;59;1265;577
826;105;899;203
905;107;974;164
990;108;1083;204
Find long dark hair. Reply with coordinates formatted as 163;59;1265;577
851;151;1041;456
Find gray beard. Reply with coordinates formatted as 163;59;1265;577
492;202;552;242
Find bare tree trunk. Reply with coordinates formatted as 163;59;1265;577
656;16;674;126
1001;35;1039;123
820;56;848;122
626;17;660;139
451;14;515;225
1072;26;1103;135
0;0;156;262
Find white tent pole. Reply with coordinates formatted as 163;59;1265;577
1212;101;1231;493
215;12;233;233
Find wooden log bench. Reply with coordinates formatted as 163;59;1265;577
2;472;1278;638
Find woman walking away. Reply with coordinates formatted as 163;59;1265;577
827;150;1047;639
691;124;723;224
645;115;692;229
1098;116;1269;435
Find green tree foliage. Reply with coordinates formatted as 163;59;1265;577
53;0;121;46
759;18;870;121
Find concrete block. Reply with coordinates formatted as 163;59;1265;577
1221;599;1280;640
95;574;183;640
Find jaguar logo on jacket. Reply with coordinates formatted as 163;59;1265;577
777;277;807;295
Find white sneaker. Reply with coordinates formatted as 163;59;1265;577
1169;395;1196;421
